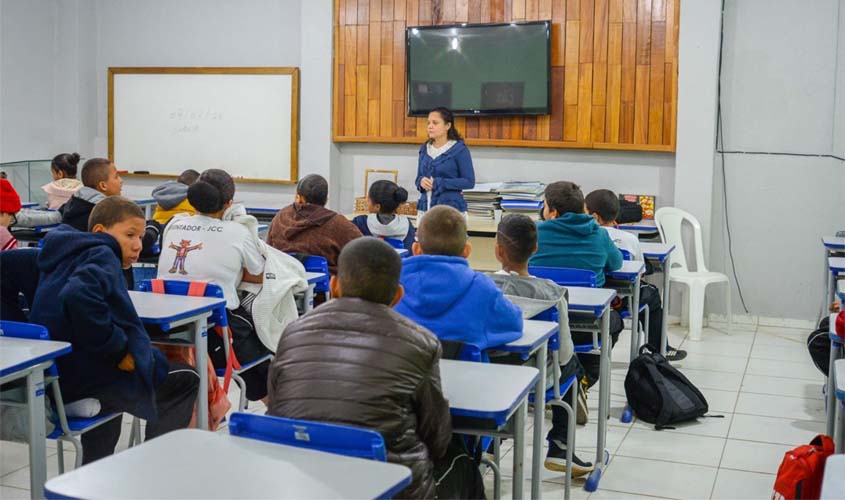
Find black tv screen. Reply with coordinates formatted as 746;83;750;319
406;21;551;117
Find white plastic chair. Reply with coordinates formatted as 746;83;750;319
654;207;732;340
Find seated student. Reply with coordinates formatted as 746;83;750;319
42;152;83;209
486;213;593;477
0;179;21;250
156;169;270;402
28;197;198;464
529;181;624;386
351;180;416;250
268;237;453;499
14;157;122;231
266;174;361;274
394;205;522;351
585;189;687;361
151;169;200;224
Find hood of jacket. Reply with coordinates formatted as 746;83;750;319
276;203;339;240
398;254;478;317
365;213;410;240
38;224;121;273
541;212;601;237
42;178;82;195
151;181;189;210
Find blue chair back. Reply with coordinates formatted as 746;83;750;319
300;255;330;293
0;321;59;377
228;412;387;461
383;237;404;249
137;279;227;327
528;266;598;288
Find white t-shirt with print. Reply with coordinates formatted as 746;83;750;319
157;214;264;309
603;226;643;261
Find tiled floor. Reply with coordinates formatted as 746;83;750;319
0;322;827;499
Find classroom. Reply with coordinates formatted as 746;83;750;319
0;0;844;499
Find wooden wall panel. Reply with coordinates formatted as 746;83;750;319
332;0;678;151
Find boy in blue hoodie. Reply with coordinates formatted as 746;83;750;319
394;205;523;351
28;196;198;464
529;181;624;386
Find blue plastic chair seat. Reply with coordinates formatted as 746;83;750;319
215;354;273;378
47;413;121;439
528;374;578;405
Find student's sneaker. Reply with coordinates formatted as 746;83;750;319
576;384;589;425
665;346;688;362
544;439;594;477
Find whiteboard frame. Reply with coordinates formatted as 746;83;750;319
108;67;300;185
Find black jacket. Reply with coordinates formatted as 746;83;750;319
267;297;452;499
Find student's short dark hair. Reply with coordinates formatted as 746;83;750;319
544;181;585;217
178;169;200;185
497;213;538;264
88;196;144;231
51;153;81;177
417;205;467;257
80;158;113;188
585;189;620;223
297;174;328;206
368;180;408;214
187;169;236;214
338;237;402;305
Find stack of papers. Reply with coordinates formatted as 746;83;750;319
464;182;503;219
498;182;545;214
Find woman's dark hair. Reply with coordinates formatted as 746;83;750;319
51;153;81;178
368;180;408;214
428;107;462;143
187;169;235;214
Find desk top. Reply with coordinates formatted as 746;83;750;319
830;257;845;273
441;359;538;425
823;236;845;251
129;291;226;324
44;429;412;500
132;197;156;205
821;454;845;499
0;337;71;378
246;206;282;215
498;319;557;354
640;242;676;261
567;287;617;317
21;202;39;209
618;220;658;232
607;260;646;281
305;272;325;284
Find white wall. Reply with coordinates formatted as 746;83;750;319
708;0;845;321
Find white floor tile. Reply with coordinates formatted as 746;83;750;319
590;489;674;500
0;443;32;477
756;325;812;336
702;389;739;413
598;455;717;499
753;329;810;347
631;413;734;439
485;477;590;500
615;428;726;467
671;352;748;374
734;392;826;422
0;485;29;499
710;468;776;500
688;327;756;345
0;449;75;490
678;368;743;392
720;439;791;475
751;343;815;363
741;373;824;400
745;358;823;382
728;413;824;447
675;340;751;358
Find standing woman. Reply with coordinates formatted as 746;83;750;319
416;107;475;215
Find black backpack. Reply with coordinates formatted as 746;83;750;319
625;345;710;429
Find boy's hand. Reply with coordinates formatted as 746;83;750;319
831;301;842;313
118;353;135;372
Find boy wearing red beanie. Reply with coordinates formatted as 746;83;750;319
0;179;22;250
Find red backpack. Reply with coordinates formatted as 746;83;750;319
772;435;834;500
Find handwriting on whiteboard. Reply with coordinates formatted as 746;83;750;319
169;108;224;134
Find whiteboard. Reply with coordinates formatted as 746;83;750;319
109;68;299;184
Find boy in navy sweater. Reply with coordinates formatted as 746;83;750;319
394;205;522;351
28;197;198;463
530;181;624;386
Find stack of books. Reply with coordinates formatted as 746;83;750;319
463;182;502;219
498;182;545;214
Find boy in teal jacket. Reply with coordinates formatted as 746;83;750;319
530;181;624;386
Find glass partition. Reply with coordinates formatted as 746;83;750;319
0;160;53;207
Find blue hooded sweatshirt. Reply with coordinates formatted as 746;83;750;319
394;254;523;351
415;140;475;212
29;225;169;421
529;213;623;287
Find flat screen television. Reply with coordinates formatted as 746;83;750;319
406;20;551;117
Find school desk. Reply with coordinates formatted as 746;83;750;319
44;428;412;499
0;336;71;498
639;243;676;356
822;454;845;499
